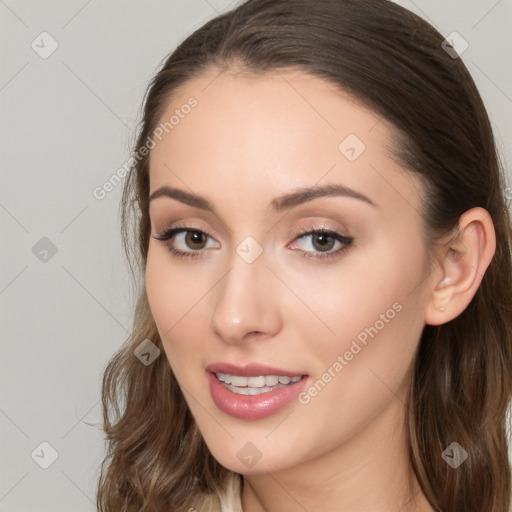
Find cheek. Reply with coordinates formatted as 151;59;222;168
288;232;426;349
145;244;209;324
145;245;230;396
145;248;203;364
145;250;177;332
298;235;428;414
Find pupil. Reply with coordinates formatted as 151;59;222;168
187;231;205;249
313;233;334;252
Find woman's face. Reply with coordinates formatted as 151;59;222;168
145;67;434;474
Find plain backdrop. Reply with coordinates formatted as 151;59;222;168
1;1;511;510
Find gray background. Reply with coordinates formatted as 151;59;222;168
1;1;511;510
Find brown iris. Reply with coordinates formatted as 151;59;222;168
310;233;336;252
185;230;208;250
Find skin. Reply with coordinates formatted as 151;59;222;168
145;66;496;512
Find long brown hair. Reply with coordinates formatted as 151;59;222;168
97;1;512;510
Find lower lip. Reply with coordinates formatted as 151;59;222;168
208;372;309;420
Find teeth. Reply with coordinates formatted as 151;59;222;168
216;373;302;387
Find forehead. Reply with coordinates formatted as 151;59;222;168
152;67;385;154
148;67;423;218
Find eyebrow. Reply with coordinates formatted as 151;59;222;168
148;183;376;213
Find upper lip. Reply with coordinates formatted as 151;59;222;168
206;362;306;377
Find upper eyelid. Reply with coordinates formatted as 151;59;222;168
148;199;362;235
156;224;347;236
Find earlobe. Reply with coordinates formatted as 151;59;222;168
424;207;496;326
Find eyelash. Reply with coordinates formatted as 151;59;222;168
152;225;353;262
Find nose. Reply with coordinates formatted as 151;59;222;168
209;252;282;345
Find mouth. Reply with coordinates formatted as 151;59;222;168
213;372;305;396
205;362;309;420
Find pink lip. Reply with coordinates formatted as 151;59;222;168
206;361;305;377
206;362;309;420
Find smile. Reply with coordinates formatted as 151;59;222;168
208;371;309;420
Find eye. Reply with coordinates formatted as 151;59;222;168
152;227;219;259
152;225;353;262
288;227;353;261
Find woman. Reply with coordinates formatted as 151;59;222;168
97;1;512;511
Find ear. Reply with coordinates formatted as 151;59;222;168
424;207;496;326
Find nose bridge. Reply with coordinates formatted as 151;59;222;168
210;246;281;343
